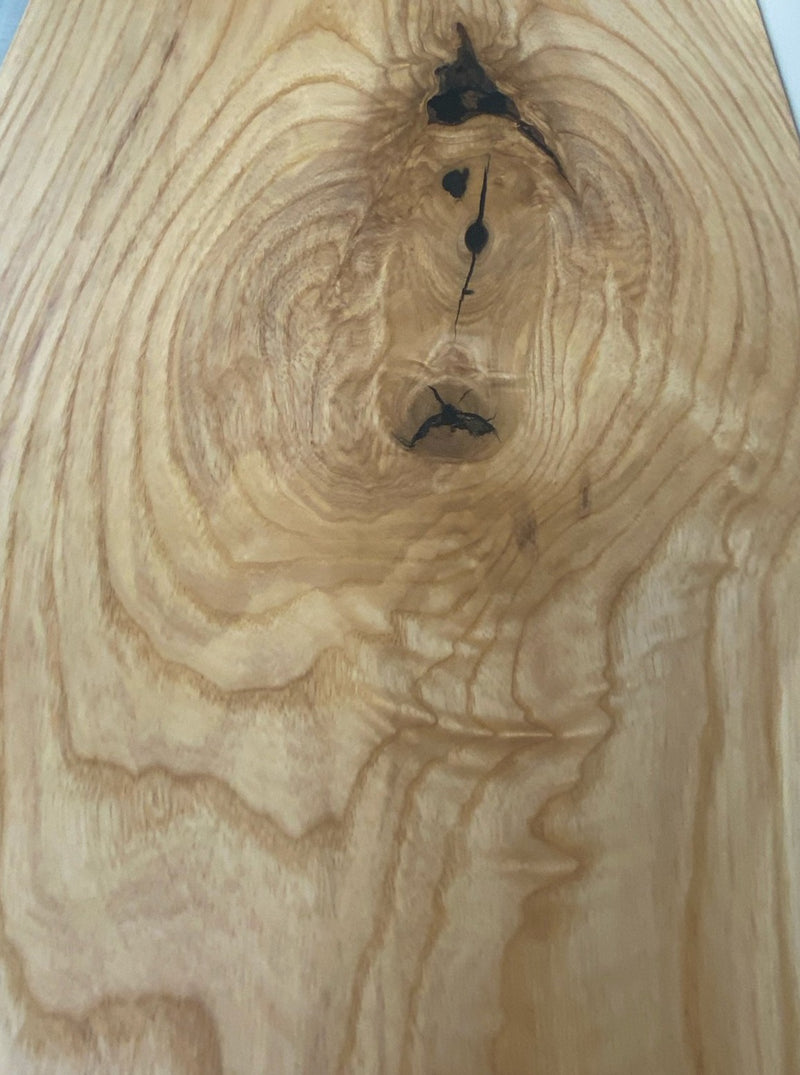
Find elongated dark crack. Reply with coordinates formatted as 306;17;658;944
455;157;491;333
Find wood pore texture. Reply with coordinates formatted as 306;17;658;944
1;1;799;1073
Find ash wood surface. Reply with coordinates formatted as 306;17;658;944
1;1;799;1073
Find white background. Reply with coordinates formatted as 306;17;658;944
759;0;800;128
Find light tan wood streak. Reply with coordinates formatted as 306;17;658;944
1;0;799;1072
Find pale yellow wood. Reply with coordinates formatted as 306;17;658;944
1;1;799;1072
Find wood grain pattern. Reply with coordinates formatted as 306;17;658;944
1;1;799;1072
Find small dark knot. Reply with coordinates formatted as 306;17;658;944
464;220;489;255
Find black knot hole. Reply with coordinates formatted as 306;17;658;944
465;220;489;255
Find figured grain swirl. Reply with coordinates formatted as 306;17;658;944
1;1;799;1073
